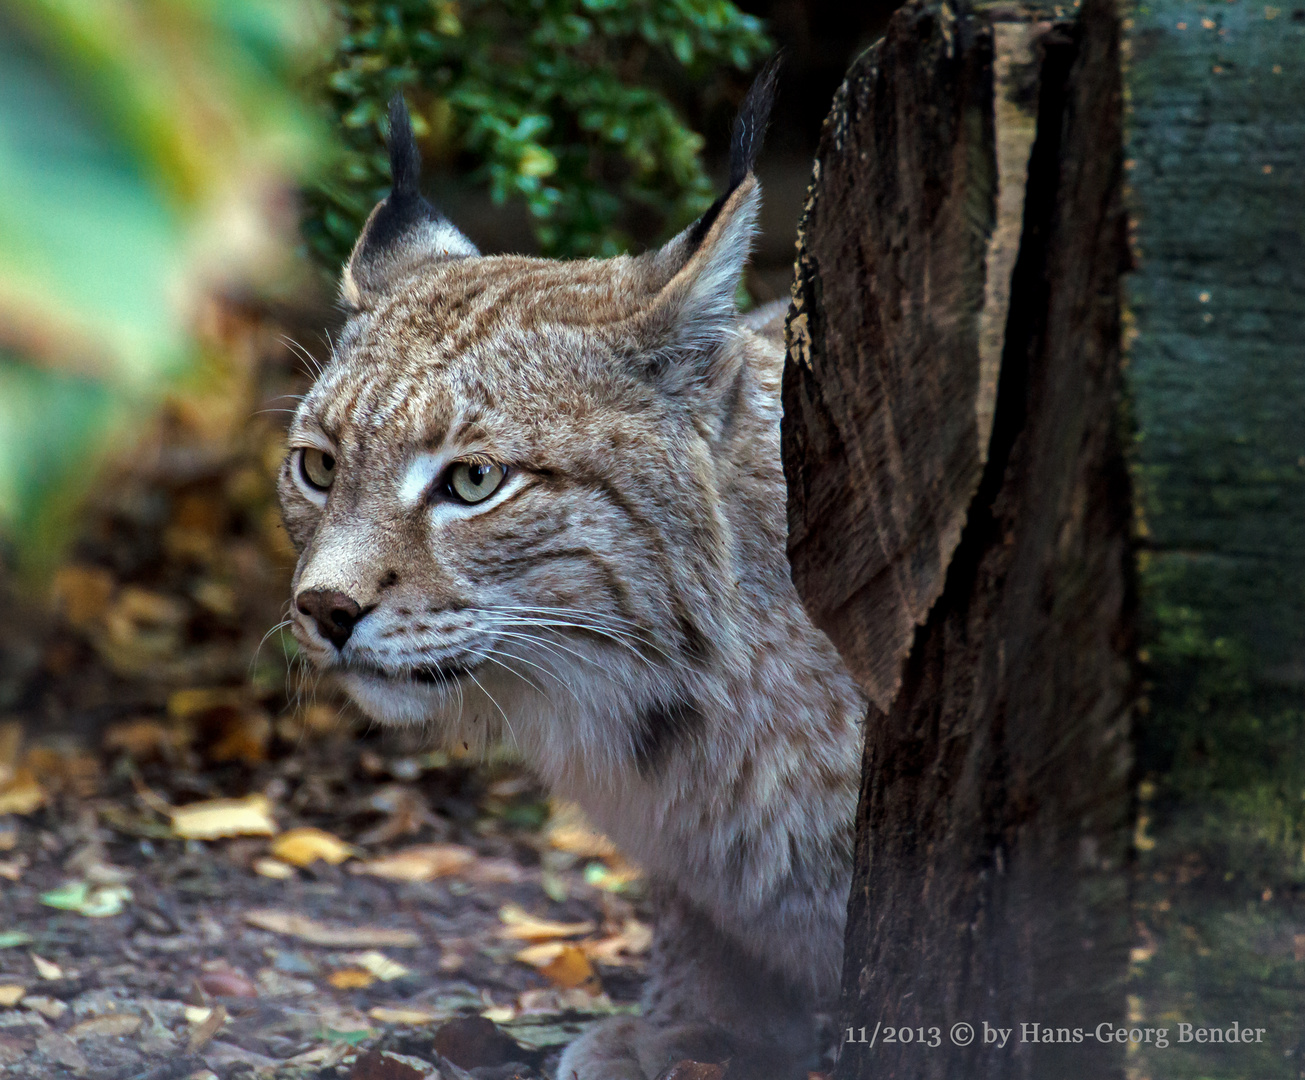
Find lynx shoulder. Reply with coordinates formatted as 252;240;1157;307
278;71;864;1080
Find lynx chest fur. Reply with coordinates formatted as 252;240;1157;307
279;82;864;1080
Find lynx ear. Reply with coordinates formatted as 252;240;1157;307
341;95;478;309
631;58;779;380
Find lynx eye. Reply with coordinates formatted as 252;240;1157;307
299;448;336;491
446;461;506;504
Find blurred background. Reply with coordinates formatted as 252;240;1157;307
0;1;1302;1077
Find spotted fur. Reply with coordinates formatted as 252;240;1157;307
278;84;864;1079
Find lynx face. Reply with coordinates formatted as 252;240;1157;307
278;100;768;777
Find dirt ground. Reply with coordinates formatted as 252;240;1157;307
0;299;650;1080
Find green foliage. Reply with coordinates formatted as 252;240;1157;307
0;0;325;573
1138;551;1305;872
304;0;771;262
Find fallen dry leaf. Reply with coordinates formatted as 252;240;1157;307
353;951;410;982
69;1014;142;1040
517;943;600;992
171;794;277;840
480;1004;516;1023
253;856;296;879
30;954;62;980
368;1006;439;1025
581;918;653;965
547;803;618;858
465;857;527;885
271;827;353;867
188;1002;228;1052
329;969;376;989
350;843;475;882
244;909;421;948
21;995;67;1020
498;903;594;942
0;768;45;816
197;968;258;998
514;942;568;966
283;1044;354;1069
0;985;25;1007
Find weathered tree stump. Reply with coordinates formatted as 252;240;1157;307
781;1;1134;1076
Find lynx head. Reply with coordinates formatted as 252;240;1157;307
279;72;780;779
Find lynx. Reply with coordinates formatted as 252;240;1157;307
278;72;865;1080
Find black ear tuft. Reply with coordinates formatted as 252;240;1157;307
688;55;781;249
727;53;781;191
341;94;479;306
387;93;422;199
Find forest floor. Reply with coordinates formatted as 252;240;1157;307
0;296;1302;1080
0;300;651;1080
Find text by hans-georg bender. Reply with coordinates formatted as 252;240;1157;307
845;1020;1269;1050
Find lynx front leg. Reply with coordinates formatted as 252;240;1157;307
558;889;819;1080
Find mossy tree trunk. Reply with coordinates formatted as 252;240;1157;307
780;1;1134;1076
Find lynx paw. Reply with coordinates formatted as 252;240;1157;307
556;1016;801;1080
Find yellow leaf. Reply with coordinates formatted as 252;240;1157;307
481;1004;515;1023
0;985;25;1007
30;954;62;980
581;918;653;965
270;827;353;867
537;945;599;992
514;941;566;966
369;1006;438;1025
328;969;375;989
0;768;45;816
350;843;475;882
352;951;410;982
498;903;594;942
253;857;295;880
170;794;277;839
547;803;617;858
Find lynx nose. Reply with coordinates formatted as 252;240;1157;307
296;590;365;649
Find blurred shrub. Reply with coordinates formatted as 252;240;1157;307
0;0;325;574
1137;552;1305;876
304;0;770;262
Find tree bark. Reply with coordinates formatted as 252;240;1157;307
781;1;1134;1077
